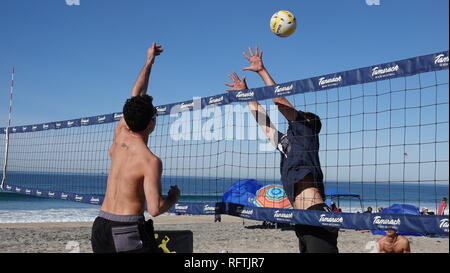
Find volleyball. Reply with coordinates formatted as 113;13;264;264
270;10;297;37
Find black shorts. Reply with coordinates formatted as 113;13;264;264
91;211;160;253
294;203;339;253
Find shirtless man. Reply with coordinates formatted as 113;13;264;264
377;230;411;253
91;43;180;253
225;47;338;253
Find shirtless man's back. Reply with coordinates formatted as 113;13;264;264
91;43;180;253
101;119;159;216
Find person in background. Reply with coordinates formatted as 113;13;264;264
377;230;411;253
438;197;448;215
364;207;373;213
331;202;340;213
421;208;429;215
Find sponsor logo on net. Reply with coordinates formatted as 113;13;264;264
434;54;449;67
97;116;106;123
318;76;342;88
55;123;62;129
61;193;69;200
67;121;75;127
12;127;17;133
48;192;55;198
208;96;224;105
274;84;294;95
371;65;399;79
319;214;344;227
90;197;100;204
113;113;123;120
156;106;167;113
43;124;49;130
440;219;449;232
235;90;254;100
373;216;401;227
36;190;42;196
175;204;189;211
32;125;38;131
75;195;83;202
15;187;21;193
25;189;31;195
180;102;194;110
203;204;218;213
236;207;254;218
274;210;293;221
6;185;12;191
22;126;28;132
81;118;89;125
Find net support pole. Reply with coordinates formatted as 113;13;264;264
1;129;9;189
1;66;14;190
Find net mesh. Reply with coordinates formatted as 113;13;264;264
1;55;448;217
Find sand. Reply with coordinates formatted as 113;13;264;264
0;215;447;253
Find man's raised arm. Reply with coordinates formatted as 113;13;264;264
130;43;164;97
243;47;298;122
225;72;278;148
113;43;163;137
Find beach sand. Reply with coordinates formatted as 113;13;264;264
0;215;447;253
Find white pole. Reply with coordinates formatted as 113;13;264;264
1;66;14;190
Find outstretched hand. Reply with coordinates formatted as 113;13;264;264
243;46;264;73
225;72;248;91
147;43;164;65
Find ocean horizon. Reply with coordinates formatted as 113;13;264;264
0;172;448;223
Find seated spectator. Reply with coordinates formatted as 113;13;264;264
377;230;411;253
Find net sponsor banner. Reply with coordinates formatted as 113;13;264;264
1;51;448;134
2;182;447;235
168;202;449;235
3;183;104;205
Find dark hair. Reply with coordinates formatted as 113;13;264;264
302;111;322;134
123;95;157;132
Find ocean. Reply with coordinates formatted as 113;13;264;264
0;172;448;223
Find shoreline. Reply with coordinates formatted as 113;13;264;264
0;215;448;253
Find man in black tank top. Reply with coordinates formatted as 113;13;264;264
224;47;338;253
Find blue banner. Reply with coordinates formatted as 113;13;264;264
1;51;448;134
2;184;447;235
166;202;448;236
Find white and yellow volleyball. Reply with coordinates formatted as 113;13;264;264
270;10;297;38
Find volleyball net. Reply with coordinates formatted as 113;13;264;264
1;51;448;235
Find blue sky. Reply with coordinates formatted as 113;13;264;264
0;0;448;126
0;0;448;206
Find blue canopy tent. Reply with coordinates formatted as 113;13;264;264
325;189;363;212
371;204;426;236
222;179;263;207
